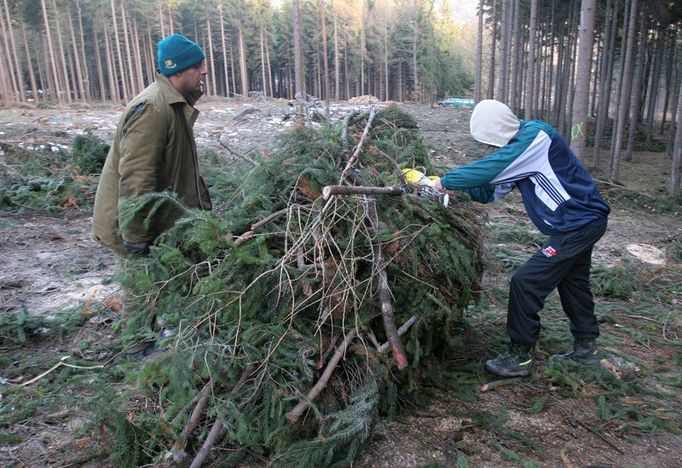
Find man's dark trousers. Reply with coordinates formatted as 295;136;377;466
506;221;607;347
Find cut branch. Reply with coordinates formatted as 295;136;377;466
175;380;214;451
365;196;409;370
189;413;226;468
286;328;358;423
377;315;418;353
339;107;377;183
233;208;291;246
322;184;408;200
341;110;360;156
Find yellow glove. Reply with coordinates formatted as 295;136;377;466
402;168;436;187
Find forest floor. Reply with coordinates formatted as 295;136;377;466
0;98;680;467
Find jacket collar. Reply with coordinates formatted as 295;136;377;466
155;72;203;107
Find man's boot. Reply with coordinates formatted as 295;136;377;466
485;343;534;377
550;339;600;365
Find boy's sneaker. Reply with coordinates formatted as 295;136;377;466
550;339;600;365
485;343;534;377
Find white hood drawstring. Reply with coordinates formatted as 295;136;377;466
470;99;521;147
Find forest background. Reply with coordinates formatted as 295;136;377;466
1;0;681;192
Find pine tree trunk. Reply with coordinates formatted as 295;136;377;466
411;14;418;100
644;31;663;143
219;4;230;97
238;26;249;97
660;28;676;134
168;4;174;34
145;24;155;83
259;26;267;97
75;0;90;100
133;20;145;91
0;3;19;102
320;1;329;103
383;20;388;101
560;2;579;137
93;28;106;100
66;3;86;102
333;7;339;100
344;33;350;99
570;0;597;159
20;19;39;102
292;0;304;99
671;74;682;196
487;0;497;99
53;3;75;104
609;0;638;182
524;0;537;118
625;16;646;162
593;0;618;167
535;0;559;119
206;14;216;96
266;39;274;98
158;1;165;37
590;35;601;118
509;0;521;110
2;0;25;102
120;0;137;96
41;0;61;102
229;34;237;98
361;6;366;96
496;0;511;103
0;40;11;103
110;0;128;101
103;24;118;101
474;0;483;102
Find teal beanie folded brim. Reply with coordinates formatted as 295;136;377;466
157;33;205;76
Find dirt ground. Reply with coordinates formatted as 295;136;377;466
1;98;680;467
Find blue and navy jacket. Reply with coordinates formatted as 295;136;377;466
441;120;610;235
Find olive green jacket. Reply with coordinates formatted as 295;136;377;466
92;73;212;254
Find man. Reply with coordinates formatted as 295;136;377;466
435;99;610;377
93;33;212;256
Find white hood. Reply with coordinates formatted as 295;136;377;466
470;99;520;147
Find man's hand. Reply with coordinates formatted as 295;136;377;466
123;240;150;256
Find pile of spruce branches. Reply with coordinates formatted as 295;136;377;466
112;105;484;467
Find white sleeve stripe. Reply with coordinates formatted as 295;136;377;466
533;173;567;205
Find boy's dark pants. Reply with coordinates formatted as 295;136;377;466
506;222;607;347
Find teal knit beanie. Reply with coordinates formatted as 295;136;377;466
157;34;205;76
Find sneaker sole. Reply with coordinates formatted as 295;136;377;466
485;360;531;378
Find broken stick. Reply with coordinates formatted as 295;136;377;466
377;316;418;353
286;328;358;423
322;184;409;200
365;196;409;370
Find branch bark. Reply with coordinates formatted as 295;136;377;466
365;196;409;370
322;184;408;200
377;315;418;353
339;107;377;183
286;328;357;423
